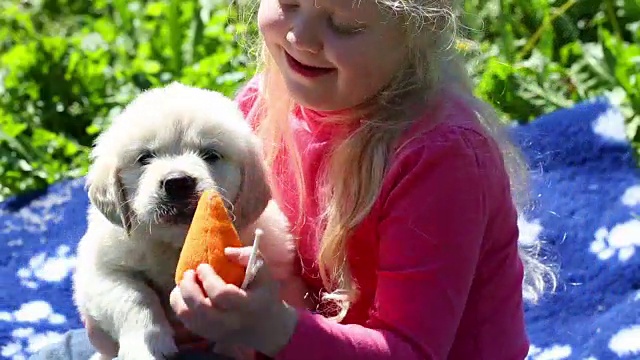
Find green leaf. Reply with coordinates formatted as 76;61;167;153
623;0;640;20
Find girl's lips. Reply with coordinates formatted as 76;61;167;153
284;52;335;78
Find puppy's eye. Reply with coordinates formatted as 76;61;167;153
200;148;222;163
136;150;155;166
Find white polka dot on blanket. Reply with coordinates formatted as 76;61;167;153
621;185;640;207
591;107;627;143
0;301;67;324
16;245;76;289
609;325;640;357
590;219;640;262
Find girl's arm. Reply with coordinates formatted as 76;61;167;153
271;127;526;360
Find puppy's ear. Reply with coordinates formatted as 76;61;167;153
85;156;134;235
231;140;271;231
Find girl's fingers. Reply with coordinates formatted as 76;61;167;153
226;246;294;282
170;286;190;316
178;270;211;311
195;263;229;295
224;247;253;266
196;264;226;297
171;282;236;338
196;263;248;310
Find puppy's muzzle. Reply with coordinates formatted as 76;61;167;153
162;172;197;201
155;171;200;225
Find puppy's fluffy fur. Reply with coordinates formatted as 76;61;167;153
72;82;294;360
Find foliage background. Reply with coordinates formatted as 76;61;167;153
0;0;639;200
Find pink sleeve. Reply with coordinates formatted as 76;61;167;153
273;127;493;360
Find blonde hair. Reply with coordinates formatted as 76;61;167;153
239;0;556;321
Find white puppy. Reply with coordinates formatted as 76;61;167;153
72;82;294;360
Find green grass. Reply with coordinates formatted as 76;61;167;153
0;0;638;201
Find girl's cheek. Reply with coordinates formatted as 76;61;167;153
260;21;291;47
323;37;350;65
257;1;289;39
325;41;366;71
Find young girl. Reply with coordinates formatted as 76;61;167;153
31;0;555;359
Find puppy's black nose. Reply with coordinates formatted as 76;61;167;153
162;173;196;199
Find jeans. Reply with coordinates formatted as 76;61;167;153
28;329;234;360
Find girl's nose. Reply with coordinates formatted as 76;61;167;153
286;26;322;54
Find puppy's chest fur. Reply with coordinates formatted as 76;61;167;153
92;226;183;297
133;243;182;321
144;247;180;285
122;238;182;293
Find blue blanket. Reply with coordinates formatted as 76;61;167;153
1;98;639;359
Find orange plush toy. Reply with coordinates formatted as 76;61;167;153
175;189;247;288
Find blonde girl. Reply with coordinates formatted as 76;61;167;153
169;0;555;357
31;0;554;359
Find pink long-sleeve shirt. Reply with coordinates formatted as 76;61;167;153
234;77;529;360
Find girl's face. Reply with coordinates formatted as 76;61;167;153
258;0;408;112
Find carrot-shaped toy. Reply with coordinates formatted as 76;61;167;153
175;189;262;288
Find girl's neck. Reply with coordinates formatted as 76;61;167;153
298;105;350;120
294;103;362;137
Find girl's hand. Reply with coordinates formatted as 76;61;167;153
224;246;291;281
225;246;314;309
169;264;298;357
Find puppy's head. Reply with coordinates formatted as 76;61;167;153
86;82;270;246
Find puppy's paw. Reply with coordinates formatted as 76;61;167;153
118;328;178;360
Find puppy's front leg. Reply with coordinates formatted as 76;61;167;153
79;272;177;360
